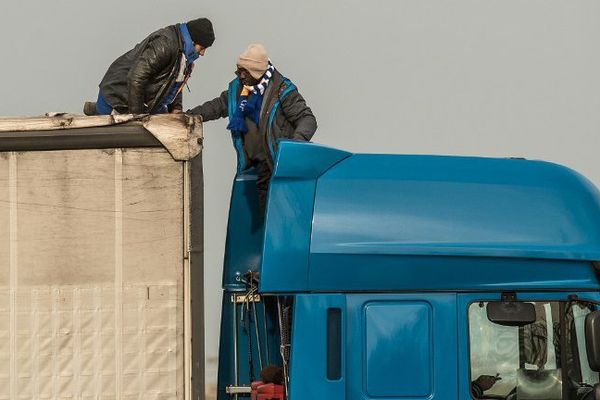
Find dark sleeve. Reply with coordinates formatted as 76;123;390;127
188;90;229;121
471;382;483;399
169;92;183;112
280;88;317;141
127;37;175;114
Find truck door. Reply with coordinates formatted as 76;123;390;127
345;293;458;400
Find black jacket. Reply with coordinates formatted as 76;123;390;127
99;25;184;114
190;70;317;169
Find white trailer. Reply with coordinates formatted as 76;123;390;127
0;114;205;400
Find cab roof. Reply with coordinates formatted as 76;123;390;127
256;142;600;292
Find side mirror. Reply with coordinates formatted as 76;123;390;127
585;310;600;372
487;301;536;327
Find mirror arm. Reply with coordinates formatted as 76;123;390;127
501;292;517;302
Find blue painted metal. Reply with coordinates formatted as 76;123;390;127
218;141;600;400
223;139;352;292
222;168;264;290
260;142;351;292
288;291;600;400
260;142;600;292
308;255;599;291
218;143;351;400
217;294;281;400
312;154;600;260
289;294;347;400
344;293;458;400
364;301;432;397
218;168;267;400
269;140;352;179
289;294;458;400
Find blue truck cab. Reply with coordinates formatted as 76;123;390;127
216;142;600;400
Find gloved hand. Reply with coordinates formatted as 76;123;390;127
474;374;501;392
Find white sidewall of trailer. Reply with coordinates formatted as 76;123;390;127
0;149;186;400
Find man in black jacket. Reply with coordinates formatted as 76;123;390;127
189;44;317;216
85;18;214;115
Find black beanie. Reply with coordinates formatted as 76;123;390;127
186;18;215;48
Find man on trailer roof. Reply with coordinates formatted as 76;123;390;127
84;18;215;115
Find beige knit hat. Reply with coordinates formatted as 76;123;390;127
237;44;269;80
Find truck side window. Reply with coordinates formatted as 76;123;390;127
468;301;599;400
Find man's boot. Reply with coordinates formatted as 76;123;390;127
83;101;97;116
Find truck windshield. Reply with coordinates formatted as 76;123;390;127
469;301;599;400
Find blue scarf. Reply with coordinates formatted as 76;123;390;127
179;23;199;66
227;62;275;134
226;87;263;134
154;24;197;113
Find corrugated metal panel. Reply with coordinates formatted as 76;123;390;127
0;148;186;400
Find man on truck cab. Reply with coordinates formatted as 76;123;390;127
84;18;215;115
189;43;317;215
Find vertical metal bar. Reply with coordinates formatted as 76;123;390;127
245;296;254;382
252;300;263;371
232;294;239;400
277;298;289;399
262;301;270;365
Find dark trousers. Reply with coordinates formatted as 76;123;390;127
255;161;272;217
95;93;113;115
95;92;169;115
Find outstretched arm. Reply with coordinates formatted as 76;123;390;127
188;90;229;121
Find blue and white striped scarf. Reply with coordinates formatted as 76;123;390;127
227;60;276;134
246;60;275;95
